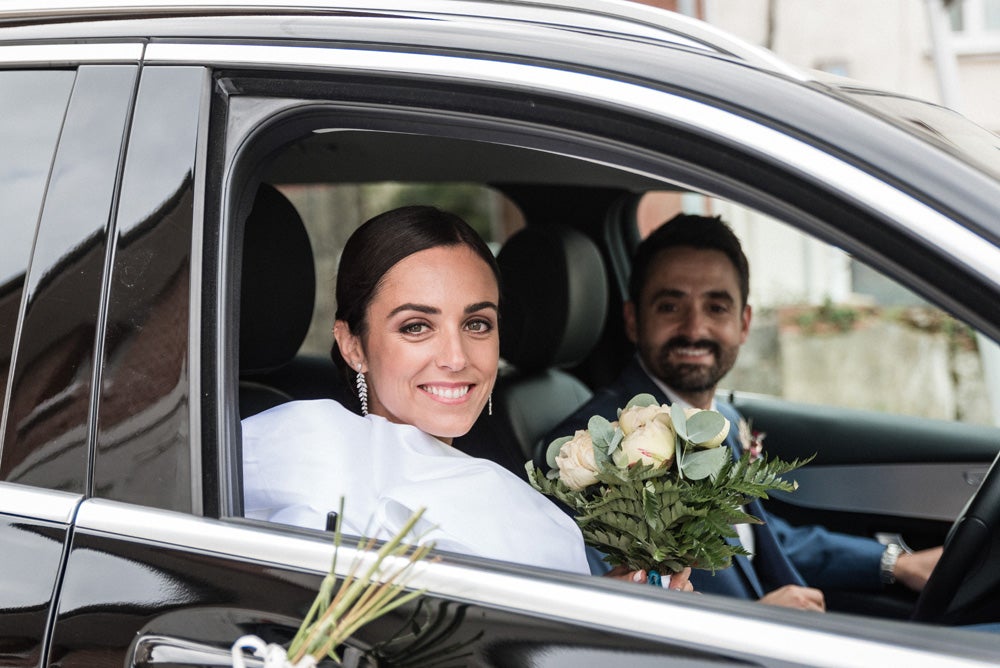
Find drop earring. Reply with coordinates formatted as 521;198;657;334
355;363;368;416
488;394;493;417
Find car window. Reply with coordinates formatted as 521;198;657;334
625;191;998;427
0;69;75;482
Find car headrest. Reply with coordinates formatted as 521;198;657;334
498;224;608;373
239;184;315;374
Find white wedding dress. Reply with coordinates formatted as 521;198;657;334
242;399;589;574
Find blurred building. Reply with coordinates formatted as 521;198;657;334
635;0;999;131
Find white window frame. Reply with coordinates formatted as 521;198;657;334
950;0;1000;55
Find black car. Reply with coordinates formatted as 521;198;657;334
2;1;1000;665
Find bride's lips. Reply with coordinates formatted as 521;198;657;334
419;383;475;404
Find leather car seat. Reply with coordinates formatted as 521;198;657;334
456;224;609;477
238;183;325;418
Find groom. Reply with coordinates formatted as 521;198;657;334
546;214;940;610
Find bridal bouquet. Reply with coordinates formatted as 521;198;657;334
528;394;810;576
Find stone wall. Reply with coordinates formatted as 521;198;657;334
724;308;992;425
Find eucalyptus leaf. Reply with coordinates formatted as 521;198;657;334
678;446;729;481
592;436;611;469
670;403;688;440
545;435;572;470
686;410;727;445
607;427;624;456
624;393;659;410
588;415;615;451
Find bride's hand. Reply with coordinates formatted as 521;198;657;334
604;566;695;592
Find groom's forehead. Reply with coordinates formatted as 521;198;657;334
642;247;741;294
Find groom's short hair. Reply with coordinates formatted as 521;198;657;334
628;213;750;307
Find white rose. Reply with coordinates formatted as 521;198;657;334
614;414;675;468
555;429;600;491
619;403;672;436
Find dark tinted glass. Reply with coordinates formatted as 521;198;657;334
95;67;205;511
0;69;74;480
2;66;136;491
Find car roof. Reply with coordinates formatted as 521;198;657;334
0;0;803;74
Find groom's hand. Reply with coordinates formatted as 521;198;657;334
759;585;826;611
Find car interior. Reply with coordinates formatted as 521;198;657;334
232;119;1000;625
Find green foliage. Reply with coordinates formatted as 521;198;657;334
529;450;812;575
677;446;729;481
795;297;859;334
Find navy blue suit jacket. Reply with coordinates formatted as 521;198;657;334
546;357;884;597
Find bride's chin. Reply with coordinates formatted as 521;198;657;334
425;413;482;441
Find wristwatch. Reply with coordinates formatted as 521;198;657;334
880;542;903;585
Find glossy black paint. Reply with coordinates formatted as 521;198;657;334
0;69;75;462
95;67;206;513
3;65;136;494
0;516;71;667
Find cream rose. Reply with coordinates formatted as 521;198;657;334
554;429;600;491
619;403;671;436
614;413;676;468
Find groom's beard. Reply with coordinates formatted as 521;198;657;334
651;336;739;394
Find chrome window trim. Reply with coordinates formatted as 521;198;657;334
74;497;995;667
0;481;82;523
144;42;1000;290
0;43;143;65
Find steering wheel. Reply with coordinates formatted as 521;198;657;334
911;449;1000;625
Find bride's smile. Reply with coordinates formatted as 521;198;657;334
420;383;473;401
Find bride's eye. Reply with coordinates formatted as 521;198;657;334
465;318;494;333
400;322;429;335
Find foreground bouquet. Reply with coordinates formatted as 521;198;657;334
232;502;434;667
528;394;810;576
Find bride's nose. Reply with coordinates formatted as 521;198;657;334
435;328;469;371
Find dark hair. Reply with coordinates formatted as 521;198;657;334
334;204;500;354
628;213;749;307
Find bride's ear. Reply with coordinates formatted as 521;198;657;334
333;320;365;372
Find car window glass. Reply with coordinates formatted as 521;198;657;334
2;66;137;492
0;72;76;375
631;191;998;426
0;69;75;478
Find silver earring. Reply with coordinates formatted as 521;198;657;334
488;394;493;417
355;364;368;416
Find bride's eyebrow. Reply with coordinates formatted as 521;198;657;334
388;303;438;317
465;301;498;314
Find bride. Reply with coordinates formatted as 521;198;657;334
242;204;691;587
